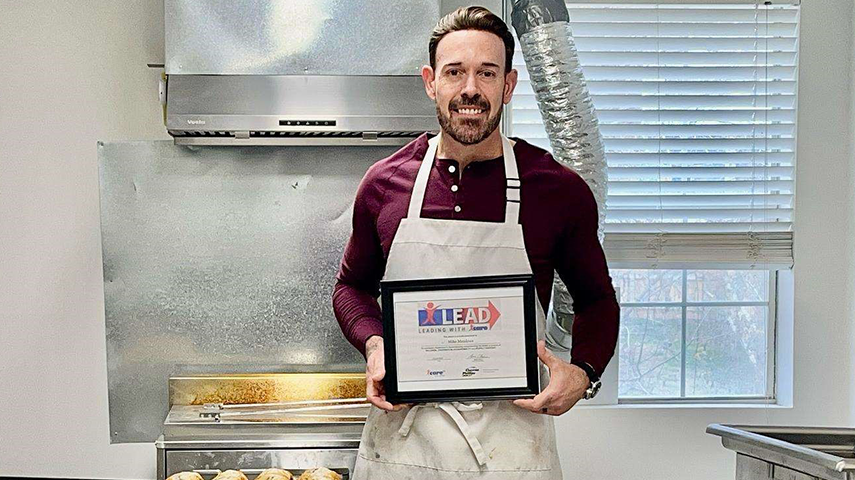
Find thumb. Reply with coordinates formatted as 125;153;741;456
537;340;558;367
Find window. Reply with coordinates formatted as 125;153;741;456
613;269;774;400
507;1;800;401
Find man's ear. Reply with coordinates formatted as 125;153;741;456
503;68;519;105
422;65;437;101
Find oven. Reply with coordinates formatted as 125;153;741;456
156;373;368;480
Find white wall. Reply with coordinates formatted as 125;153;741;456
0;1;169;477
1;1;853;479
849;0;855;426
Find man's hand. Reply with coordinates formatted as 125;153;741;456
364;336;405;412
513;340;590;416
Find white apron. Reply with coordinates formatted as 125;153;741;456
353;134;563;480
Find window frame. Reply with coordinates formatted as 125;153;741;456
502;0;799;8
613;268;777;404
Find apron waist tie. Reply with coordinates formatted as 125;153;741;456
398;402;488;466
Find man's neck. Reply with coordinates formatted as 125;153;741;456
436;129;504;171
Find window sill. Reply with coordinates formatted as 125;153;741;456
576;402;791;410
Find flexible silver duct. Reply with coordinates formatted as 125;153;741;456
511;0;608;352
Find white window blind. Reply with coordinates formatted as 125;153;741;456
508;2;799;269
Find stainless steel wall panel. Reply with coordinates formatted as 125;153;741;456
100;141;399;442
165;0;440;75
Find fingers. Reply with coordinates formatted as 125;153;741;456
367;350;386;382
365;344;396;411
368;390;404;411
513;391;548;413
365;374;378;398
373;362;386;380
366;379;396;411
365;374;408;412
365;365;391;410
513;398;535;411
368;395;396;411
369;367;385;384
514;346;583;416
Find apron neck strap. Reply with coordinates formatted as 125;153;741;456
406;135;440;220
501;135;521;224
406;134;521;224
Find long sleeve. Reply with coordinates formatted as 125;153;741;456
333;168;387;358
554;175;620;377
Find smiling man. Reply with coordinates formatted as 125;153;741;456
333;6;619;479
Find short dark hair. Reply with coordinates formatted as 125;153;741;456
429;6;515;74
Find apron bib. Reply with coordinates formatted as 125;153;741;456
353;134;563;480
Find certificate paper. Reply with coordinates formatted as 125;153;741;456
393;286;528;392
381;275;539;403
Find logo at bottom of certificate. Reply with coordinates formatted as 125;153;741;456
462;366;480;378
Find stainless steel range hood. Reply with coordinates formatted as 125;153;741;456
163;0;442;146
166;75;437;146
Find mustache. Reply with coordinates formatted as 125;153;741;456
449;96;490;111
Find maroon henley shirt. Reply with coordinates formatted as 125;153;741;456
333;132;619;376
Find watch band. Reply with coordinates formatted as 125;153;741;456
570;359;600;384
571;360;603;400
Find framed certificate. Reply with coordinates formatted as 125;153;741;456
381;274;539;404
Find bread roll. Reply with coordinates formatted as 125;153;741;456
297;467;342;480
255;468;294;480
211;470;248;480
165;473;204;480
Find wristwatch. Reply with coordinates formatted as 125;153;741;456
571;360;602;400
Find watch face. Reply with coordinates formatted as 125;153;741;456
585;381;602;400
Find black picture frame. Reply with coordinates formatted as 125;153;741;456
380;274;539;404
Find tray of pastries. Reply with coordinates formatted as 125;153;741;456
167;467;344;480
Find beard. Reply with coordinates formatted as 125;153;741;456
436;95;503;145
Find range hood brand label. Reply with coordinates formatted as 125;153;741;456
187;119;206;125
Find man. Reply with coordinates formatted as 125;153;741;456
333;6;619;479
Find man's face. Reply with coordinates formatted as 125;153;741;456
422;30;518;145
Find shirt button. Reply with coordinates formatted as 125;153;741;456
454;205;462;213
451;185;459;192
448;165;456;173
